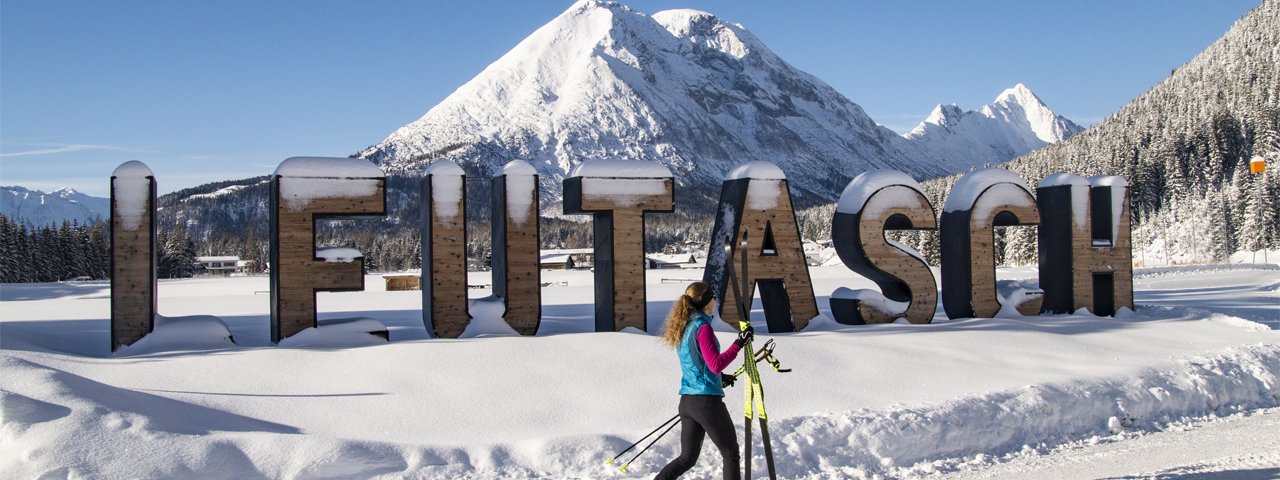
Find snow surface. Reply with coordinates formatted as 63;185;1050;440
501;160;538;225
273;156;384;178
568;159;672;178
836;169;925;214
1091;175;1129;246
114;315;234;356
315;247;362;263
1038;172;1090;229
947;168;1034;213
726;161;787;180
427;160;465;222
111;165;153;231
745;179;782;210
277;317;388;348
830;286;909;316
1;265;1277;478
111;160;153;178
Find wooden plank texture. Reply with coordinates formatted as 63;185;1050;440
110;177;156;350
272;179;385;342
717;179;818;331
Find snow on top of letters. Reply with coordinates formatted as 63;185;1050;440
1038;173;1089;229
426;160;466;176
112;161;154;231
274;157;384;178
426;160;465;221
944;168;1031;213
836;169;924;214
1090;175;1128;245
1037;173;1089;189
726;161;786;180
831;287;909;317
1089;175;1128;189
502;161;537;225
501;160;537;176
569;159;672;178
315;247;363;263
112;160;154;178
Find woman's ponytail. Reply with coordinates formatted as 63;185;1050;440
662;282;711;347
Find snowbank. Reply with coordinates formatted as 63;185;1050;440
114;315;235;356
276;317;388;348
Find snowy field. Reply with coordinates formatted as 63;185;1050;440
2;264;1278;479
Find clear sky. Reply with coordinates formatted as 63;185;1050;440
0;0;1259;197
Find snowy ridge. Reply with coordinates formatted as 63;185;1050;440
0;186;109;228
776;342;1279;479
906;83;1084;173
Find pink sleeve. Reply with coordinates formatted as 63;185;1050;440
697;323;741;374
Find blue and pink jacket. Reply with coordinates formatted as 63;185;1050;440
677;312;742;396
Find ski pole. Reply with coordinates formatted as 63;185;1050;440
618;416;680;472
606;414;679;467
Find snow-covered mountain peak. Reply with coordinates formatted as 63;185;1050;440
983;83;1074;144
360;1;933;208
994;83;1043;108
651;8;754;59
905;84;1083;172
914;103;966;133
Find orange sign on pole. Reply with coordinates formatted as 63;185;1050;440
1251;156;1266;173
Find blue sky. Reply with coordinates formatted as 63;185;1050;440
0;0;1258;197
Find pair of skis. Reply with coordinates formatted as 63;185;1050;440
724;232;778;479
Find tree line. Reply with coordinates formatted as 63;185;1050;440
0;213;110;283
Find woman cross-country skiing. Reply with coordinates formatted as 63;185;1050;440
655;281;753;480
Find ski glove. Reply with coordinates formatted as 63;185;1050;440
721;373;737;388
733;325;754;347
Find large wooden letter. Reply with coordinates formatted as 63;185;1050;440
491;160;540;335
270;157;386;342
1037;174;1133;315
940;168;1041;319
703;162;817;332
563;160;674;332
830;170;937;324
423;160;469;338
110;161;157;350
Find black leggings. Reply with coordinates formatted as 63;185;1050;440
655;395;741;480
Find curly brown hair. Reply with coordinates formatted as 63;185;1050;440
661;282;712;347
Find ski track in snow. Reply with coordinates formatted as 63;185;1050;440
0;265;1277;478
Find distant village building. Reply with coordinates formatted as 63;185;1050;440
645;253;700;269
539;248;593;270
195;256;240;275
